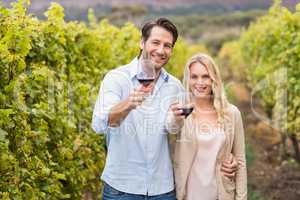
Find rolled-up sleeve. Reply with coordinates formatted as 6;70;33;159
92;71;122;134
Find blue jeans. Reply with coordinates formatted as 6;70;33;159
102;182;176;200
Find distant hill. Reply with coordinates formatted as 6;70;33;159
2;0;298;11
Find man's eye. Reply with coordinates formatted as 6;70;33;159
165;44;172;49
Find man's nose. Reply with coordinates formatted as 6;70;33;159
156;45;164;54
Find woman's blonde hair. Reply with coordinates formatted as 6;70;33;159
182;53;229;124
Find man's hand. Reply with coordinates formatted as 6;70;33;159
127;83;154;110
108;84;154;127
127;88;146;110
221;153;238;180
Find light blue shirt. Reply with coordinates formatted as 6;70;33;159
92;58;184;195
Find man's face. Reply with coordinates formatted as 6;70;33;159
140;26;174;71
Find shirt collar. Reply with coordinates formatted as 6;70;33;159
129;57;169;82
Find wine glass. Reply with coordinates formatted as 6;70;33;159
137;58;156;88
179;92;194;118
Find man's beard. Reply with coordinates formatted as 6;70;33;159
141;50;168;70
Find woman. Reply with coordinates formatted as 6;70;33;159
169;53;247;200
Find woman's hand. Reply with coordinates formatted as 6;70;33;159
170;102;185;122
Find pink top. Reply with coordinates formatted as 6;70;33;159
186;128;225;200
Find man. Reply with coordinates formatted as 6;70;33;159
92;18;237;200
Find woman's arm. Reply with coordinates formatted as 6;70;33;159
165;102;185;134
174;129;197;200
233;108;247;200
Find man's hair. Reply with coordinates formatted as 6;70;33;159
141;18;178;46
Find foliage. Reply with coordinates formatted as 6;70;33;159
218;41;247;81
0;1;139;199
248;185;264;200
239;0;300;161
166;39;208;79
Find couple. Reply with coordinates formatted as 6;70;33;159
92;18;247;200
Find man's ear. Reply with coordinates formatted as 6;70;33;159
140;39;145;50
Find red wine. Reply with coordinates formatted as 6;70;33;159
137;78;154;87
181;107;194;118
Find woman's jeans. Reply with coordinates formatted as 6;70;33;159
102;182;176;200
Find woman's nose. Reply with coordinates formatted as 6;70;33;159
196;78;204;84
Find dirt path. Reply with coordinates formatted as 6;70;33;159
234;84;300;200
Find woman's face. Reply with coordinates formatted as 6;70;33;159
189;62;213;99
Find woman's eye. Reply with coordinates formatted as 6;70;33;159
203;75;210;79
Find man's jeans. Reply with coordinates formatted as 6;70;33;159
102;182;176;200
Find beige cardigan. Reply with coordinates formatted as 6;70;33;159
167;104;247;200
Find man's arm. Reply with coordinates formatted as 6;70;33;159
221;153;238;179
92;68;154;133
108;86;150;127
92;71;123;134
